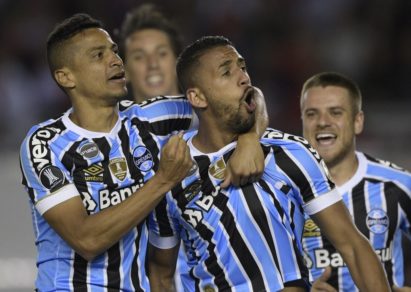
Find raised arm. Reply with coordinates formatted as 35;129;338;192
223;86;269;187
311;201;390;292
43;134;192;261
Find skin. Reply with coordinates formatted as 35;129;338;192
45;27;193;261
124;28;179;103
301;85;363;185
301;85;395;291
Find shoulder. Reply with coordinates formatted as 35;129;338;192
362;152;411;188
261;128;322;163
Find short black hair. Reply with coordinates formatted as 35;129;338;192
176;36;233;92
301;71;362;115
119;3;183;58
46;13;102;75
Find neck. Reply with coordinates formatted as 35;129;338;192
192;116;237;153
328;151;358;186
70;99;118;133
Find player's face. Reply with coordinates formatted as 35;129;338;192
301;86;363;167
68;28;127;103
124;29;179;102
196;45;256;134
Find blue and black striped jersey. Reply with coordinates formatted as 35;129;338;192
149;128;340;291
302;152;411;291
19;96;192;291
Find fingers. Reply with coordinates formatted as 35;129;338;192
311;267;336;292
221;172;231;189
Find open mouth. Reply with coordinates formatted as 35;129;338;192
109;71;126;81
242;87;257;113
316;133;337;145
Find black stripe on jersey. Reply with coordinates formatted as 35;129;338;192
398;184;411;231
94;137;117;189
106;242;121;290
131;224;145;292
272;145;315;203
73;253;88;292
146;119;192;136
118;122;142;182
352;180;369;239
241;183;283;278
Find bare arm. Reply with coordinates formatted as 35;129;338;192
43;134;192;261
148;243;180;292
311;201;390;292
223;87;269;187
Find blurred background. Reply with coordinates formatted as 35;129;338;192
0;0;410;290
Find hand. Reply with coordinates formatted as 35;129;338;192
311;267;337;292
156;132;193;187
393;285;411;292
221;132;264;188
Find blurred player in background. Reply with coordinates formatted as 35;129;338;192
300;72;411;292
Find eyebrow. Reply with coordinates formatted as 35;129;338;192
218;57;245;69
87;43;118;54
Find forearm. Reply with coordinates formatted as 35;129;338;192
54;174;174;260
341;234;390;292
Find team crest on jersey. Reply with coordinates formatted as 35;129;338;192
77;140;99;159
83;164;104;182
39;165;65;191
183;180;202;202
133;146;154;172
366;208;389;234
208;157;226;180
109;158;128;181
303;219;321;237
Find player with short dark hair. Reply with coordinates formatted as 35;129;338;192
147;36;390;292
20;15;267;291
300;72;411;291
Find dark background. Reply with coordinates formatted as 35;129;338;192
0;0;410;290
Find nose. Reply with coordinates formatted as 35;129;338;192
238;68;251;86
111;52;123;67
147;54;159;69
317;112;332;127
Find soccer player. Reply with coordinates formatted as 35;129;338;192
19;15;267;290
119;3;182;103
146;36;390;292
300;72;411;291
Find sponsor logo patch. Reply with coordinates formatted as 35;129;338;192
203;285;215;292
366;208;389;234
183;180;202;202
133;146;154;172
303;218;321;237
109;158;128;181
77;141;99;159
83;164;104;182
39;165;65;191
208;157;226;180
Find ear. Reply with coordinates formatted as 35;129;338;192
186;87;207;109
354;110;364;135
54;68;75;89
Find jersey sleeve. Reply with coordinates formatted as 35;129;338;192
119;96;193;136
19;126;79;215
262;131;341;215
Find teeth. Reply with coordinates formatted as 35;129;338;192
316;133;336;139
147;75;163;85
